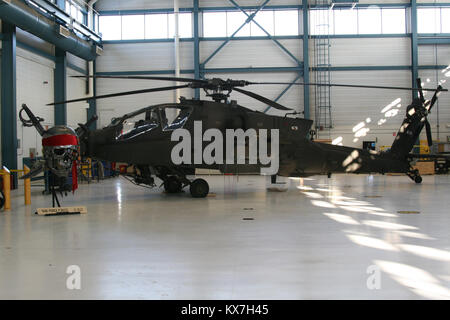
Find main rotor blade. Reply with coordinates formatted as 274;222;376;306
425;120;433;147
233;87;292;111
416;78;425;103
71;75;206;84
248;81;448;92
47;84;190;105
70;76;448;93
427;85;443;112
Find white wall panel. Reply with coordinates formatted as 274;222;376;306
98;40;302;73
16;51;54;169
16;46;54;69
418;69;450;142
67;69;89;129
317;70;412;148
67;53;87;72
201;39;302;68
330;38;410;67
419;45;450;66
419;46;436;66
97;42;194;72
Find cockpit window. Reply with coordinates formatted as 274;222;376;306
160;106;192;131
116;109;159;140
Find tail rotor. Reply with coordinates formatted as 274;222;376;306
416;79;443;147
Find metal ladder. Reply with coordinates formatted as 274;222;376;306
312;0;333;136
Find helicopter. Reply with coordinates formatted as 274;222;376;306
19;76;445;200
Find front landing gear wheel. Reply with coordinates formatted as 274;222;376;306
164;176;182;193
414;175;423;184
189;179;209;198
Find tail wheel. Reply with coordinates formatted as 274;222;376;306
407;169;422;184
164;176;182;193
412;169;422;183
189;179;209;198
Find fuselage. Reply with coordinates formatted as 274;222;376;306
82;98;409;178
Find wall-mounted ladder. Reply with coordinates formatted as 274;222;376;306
312;0;333;135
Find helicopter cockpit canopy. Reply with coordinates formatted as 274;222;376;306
115;104;193;141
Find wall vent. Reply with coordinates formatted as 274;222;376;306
58;25;71;38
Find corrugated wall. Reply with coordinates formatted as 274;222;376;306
314;69;412;147
67;68;89;129
310;36;413;147
329;38;411;67
201;39;302;67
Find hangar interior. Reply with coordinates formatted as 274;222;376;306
0;0;450;299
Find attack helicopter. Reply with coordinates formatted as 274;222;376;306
20;76;445;199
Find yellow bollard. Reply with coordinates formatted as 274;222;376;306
24;165;31;205
2;166;11;210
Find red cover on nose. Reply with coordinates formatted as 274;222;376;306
42;134;78;146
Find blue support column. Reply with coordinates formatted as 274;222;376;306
302;0;310;119
1;22;18;176
193;0;200;99
87;61;97;130
54;48;67;125
411;0;419;100
87;100;97;129
410;0;420;151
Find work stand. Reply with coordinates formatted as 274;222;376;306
50;184;61;208
36;179;87;216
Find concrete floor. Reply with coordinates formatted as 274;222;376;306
0;173;449;299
